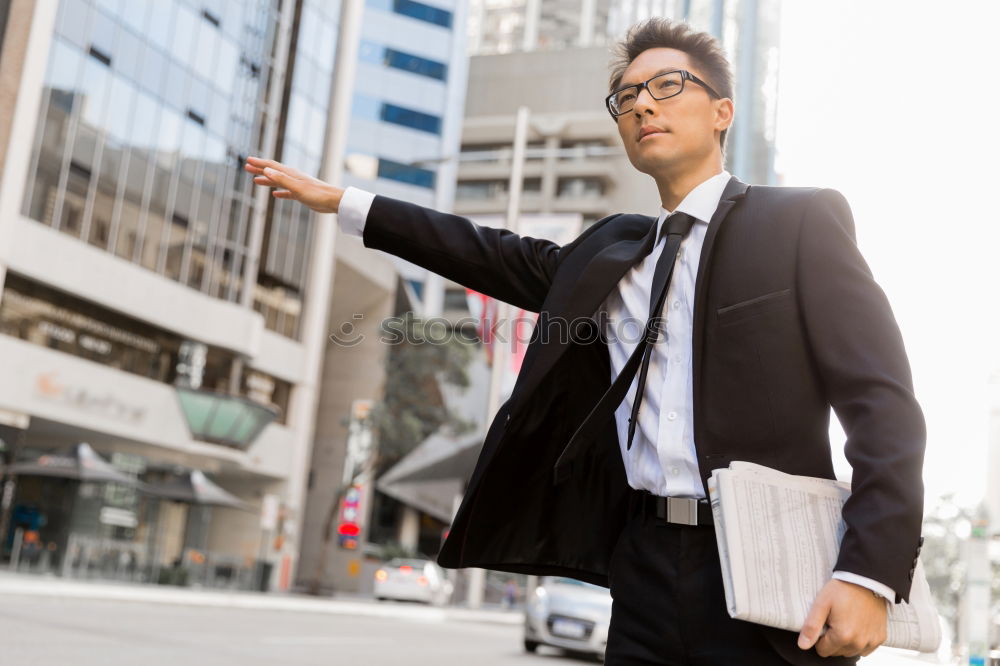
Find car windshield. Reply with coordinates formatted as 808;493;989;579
549;576;603;590
386;558;428;569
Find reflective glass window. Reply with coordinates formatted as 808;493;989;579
115;26;142;83
55;0;91;50
119;0;148;34
392;0;453;28
79;56;112;131
380;102;441;135
171;4;198;70
139;47;166;95
383;47;447;81
377;157;435;189
105;74;135;145
89;7;117;59
147;2;175;52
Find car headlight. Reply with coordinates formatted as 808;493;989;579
527;587;548;614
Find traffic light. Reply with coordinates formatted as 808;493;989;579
338;484;362;549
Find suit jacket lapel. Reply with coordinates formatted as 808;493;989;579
691;175;750;436
510;174;749;422
509;218;657;415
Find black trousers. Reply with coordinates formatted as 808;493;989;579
604;489;792;665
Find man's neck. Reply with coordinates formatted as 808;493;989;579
654;158;725;212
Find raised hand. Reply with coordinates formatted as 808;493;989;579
244;156;344;214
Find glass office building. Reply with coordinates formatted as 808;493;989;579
18;0;344;339
0;0;472;596
0;0;352;592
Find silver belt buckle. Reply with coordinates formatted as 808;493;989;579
665;497;699;526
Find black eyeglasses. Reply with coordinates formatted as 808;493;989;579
605;69;722;119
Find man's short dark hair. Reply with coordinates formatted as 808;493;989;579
608;17;735;155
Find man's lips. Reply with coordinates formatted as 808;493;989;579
638;128;667;141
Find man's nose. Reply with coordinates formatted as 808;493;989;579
631;84;656;115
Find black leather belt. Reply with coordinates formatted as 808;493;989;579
630;488;714;526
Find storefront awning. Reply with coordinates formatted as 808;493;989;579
6;441;141;486
145;469;250;510
174;387;278;449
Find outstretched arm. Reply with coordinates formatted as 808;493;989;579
245;156;562;312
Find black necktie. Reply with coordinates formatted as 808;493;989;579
553;212;696;484
626;212;696;450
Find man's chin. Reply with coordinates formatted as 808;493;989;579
635;154;681;175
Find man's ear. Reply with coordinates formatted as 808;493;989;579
714;98;735;132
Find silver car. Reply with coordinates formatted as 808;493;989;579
373;558;454;605
524;576;612;660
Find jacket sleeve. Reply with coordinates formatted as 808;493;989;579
361;193;567;312
795;188;926;604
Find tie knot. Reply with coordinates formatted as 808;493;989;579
659;212;696;243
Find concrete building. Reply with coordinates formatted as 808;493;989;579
0;0;394;592
459;0;782;224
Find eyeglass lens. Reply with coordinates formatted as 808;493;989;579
611;71;683;115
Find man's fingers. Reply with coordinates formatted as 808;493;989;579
262;166;285;182
262;167;303;191
247;156;309;180
246;156;283;170
797;597;831;650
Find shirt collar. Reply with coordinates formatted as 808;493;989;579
655;169;732;238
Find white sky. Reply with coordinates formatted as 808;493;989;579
773;1;1000;507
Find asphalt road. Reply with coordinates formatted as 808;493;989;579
0;591;951;666
0;595;598;666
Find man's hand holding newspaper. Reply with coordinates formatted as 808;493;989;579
798;578;888;657
707;462;940;656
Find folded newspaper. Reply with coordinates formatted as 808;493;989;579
707;461;941;652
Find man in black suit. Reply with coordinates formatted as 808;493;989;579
246;17;925;665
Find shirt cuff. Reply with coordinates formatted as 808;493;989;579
832;570;895;604
337;186;375;237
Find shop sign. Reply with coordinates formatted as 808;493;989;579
34;371;146;424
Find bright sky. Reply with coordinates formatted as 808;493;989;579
774;1;1000;507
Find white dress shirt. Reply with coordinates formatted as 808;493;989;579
335;180;894;603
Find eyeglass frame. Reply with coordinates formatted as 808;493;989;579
605;69;723;120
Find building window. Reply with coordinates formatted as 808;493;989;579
0;273;177;383
242;369;292;425
459;142;548;162
21;0;274;306
557;176;605;198
559;139;611;161
392;0;453;28
0;273;289;420
442;288;468;312
377;157;436;189
456;177;541;200
383;47;447;81
380;102;442;135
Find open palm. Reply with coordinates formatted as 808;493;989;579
244;156;343;214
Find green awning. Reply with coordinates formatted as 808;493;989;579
174;387;279;449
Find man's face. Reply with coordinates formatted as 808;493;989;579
613;48;731;175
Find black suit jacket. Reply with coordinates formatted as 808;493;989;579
359;175;926;665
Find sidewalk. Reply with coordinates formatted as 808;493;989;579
0;571;522;626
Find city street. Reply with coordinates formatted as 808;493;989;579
0;592;584;666
0;582;950;666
